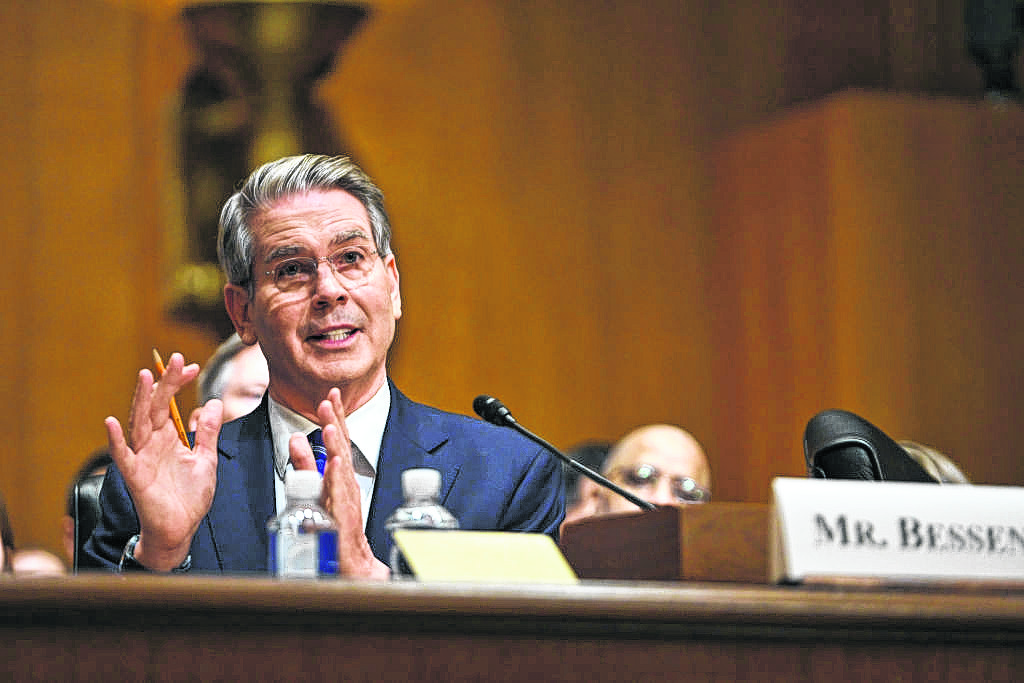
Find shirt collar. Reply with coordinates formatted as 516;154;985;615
268;380;390;480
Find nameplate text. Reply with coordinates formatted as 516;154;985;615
770;477;1024;584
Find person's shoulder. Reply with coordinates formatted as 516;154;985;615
390;388;540;452
214;398;272;454
393;388;504;433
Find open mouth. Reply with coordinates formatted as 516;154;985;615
309;328;358;343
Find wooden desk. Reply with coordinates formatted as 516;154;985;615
3;575;1022;681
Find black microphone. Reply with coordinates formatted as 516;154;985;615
803;409;937;483
473;395;517;427
473;395;656;511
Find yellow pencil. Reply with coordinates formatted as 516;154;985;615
152;348;191;449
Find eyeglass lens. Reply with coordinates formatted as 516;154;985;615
619;463;709;503
269;246;377;291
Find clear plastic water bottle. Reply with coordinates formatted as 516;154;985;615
267;470;339;578
384;468;459;578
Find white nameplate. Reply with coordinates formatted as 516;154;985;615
771;477;1024;585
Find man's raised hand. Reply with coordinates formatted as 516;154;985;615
104;352;223;571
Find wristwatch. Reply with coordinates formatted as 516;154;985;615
118;534;192;573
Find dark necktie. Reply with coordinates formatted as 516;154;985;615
307;429;328;475
306;429;374;477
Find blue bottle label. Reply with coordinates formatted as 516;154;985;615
318;531;339;576
268;529;338;578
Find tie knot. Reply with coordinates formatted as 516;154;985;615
307;429;328;475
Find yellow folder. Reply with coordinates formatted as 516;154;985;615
392;530;578;584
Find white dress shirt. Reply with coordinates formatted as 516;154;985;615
267;381;390;530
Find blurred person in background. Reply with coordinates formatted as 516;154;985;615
560;440;612;529
0;488;65;576
12;548;66;576
596;424;711;515
899;440;971;484
187;333;269;430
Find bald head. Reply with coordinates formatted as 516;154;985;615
598;424;711;514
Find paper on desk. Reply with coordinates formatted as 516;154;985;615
393;530;578;584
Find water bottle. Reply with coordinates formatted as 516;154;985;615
384;468;459;578
267;470;339;578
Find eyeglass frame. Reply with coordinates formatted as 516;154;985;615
606;463;711;504
260;245;381;293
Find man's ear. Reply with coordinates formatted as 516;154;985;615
386;255;402;320
224;284;258;344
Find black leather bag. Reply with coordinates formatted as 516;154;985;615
804;409;936;483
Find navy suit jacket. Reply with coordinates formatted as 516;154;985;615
82;383;565;573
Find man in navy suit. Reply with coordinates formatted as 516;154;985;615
83;155;564;577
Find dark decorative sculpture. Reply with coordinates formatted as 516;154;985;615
171;1;369;336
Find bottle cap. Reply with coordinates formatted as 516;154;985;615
401;468;441;499
286;470;322;500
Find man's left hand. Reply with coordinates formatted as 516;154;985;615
288;387;390;580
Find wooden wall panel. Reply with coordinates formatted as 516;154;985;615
710;105;841;502
133;10;214;413
0;1;149;560
328;0;718;451
712;91;1024;500
0;0;34;550
827;94;1024;486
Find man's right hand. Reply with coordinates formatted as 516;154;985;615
103;352;223;571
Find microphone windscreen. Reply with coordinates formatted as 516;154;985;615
472;395;493;420
804;409;936;483
473;395;516;425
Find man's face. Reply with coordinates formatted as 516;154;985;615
600;427;711;515
225;189;402;417
220;344;270;421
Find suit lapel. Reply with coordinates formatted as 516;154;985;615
204;387;466;566
365;384;461;555
206;398;276;572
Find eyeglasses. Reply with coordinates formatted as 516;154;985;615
263;245;379;292
608;463;711;504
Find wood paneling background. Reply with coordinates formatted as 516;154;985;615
712;92;1024;500
1;0;1021;559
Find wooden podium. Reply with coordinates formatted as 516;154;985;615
559;503;770;583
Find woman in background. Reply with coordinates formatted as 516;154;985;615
899;440;971;484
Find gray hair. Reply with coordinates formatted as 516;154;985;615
196;333;249;404
217;154;392;290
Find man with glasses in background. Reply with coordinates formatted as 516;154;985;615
84;154;563;577
595;424;711;515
